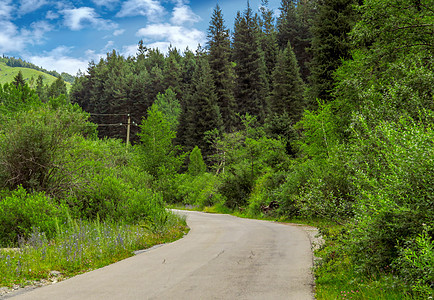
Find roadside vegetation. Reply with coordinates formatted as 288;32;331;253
1;0;432;298
0;80;187;288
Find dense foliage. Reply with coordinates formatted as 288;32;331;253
1;0;432;297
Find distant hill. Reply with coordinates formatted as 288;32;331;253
0;61;72;90
0;56;74;87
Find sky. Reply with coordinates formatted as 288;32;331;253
0;0;281;76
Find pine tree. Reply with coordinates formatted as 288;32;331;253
35;75;47;102
12;71;26;88
47;76;67;99
207;4;238;132
179;57;223;159
163;49;182;98
276;0;315;81
232;3;270;123
270;41;305;122
307;0;357;104
259;0;279;87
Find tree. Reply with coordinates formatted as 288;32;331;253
269;41;305;121
277;0;316;81
163;50;182;98
307;0;357;104
12;71;26;88
35;75;47;102
188;146;207;175
178;57;223;159
137;104;183;178
259;0;279;89
153;88;181;130
47;76;67;99
232;4;270;123
207;4;238;132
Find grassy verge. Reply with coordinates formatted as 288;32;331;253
0;213;188;288
314;225;417;300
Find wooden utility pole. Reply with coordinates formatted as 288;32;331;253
126;114;131;149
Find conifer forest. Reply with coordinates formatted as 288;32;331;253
0;0;433;298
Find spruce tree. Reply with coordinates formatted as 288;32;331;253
207;4;238;132
232;4;270;123
12;71;26;88
270;41;305;122
35;75;46;102
180;57;223;159
259;0;279;88
276;0;315;81
163;49;182;98
307;0;357;104
47;76;67;99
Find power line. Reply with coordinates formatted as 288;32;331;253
97;123;126;127
90;113;129;117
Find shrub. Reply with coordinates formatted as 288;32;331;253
0;103;92;196
395;225;434;297
346;114;434;275
175;173;222;208
188;146;207;175
0;187;68;246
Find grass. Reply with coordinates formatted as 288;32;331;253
314;254;414;299
0;62;71;89
0;213;188;288
313;224;422;300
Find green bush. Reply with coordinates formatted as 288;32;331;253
347;114;434;276
395;225;434;297
0;187;68;246
219;167;253;209
0;103;92;196
175;173;221;208
188;146;207;176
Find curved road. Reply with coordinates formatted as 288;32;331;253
10;211;315;300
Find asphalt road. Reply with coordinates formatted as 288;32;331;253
9;210;315;300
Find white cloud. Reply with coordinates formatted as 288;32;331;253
46;10;59;20
19;0;47;15
29;20;53;43
171;5;200;25
136;23;205;52
28;46;103;75
113;29;125;36
0;18;52;53
92;0;119;8
116;0;166;21
121;44;139;57
103;40;115;52
62;7;117;31
0;21;25;52
0;0;14;20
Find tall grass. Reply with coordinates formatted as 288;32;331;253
0;213;188;288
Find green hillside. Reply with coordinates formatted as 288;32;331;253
0;62;71;89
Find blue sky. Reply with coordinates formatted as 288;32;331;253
0;0;281;75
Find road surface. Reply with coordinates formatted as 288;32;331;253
9;210;315;300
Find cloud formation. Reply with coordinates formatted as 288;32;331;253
137;23;205;52
28;46;101;75
19;0;47;15
62;7;117;31
171;4;200;25
116;0;166;21
91;0;119;8
0;0;14;20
